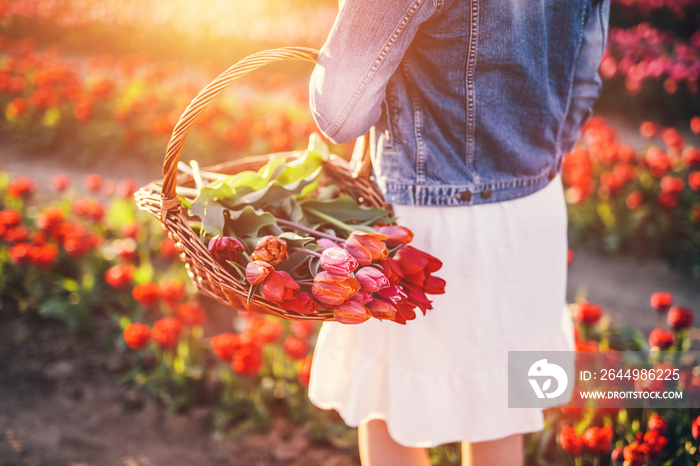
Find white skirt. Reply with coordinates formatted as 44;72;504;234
308;175;575;447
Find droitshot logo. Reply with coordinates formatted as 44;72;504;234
527;359;568;399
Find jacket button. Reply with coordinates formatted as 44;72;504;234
481;189;492;199
457;190;472;201
548;169;556;180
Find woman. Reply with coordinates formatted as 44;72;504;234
307;1;610;464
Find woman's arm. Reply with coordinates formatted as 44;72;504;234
310;0;439;144
561;0;611;151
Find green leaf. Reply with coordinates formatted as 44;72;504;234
300;196;391;224
277;232;315;249
224;206;277;238
276;251;311;275
189;183;235;236
38;297;90;331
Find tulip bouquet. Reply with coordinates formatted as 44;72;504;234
178;137;446;324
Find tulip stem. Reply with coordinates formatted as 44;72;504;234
276;218;346;242
293;247;322;258
304;207;376;235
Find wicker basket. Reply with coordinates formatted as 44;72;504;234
134;47;390;321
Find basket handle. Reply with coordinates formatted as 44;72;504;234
160;47;320;209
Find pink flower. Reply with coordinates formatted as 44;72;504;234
367;298;398;320
261;270;300;303
356;266;390;293
333;301;371;324
375;224;414;247
320;247;358;275
246;260;274;285
312;271;360;306
343;231;388;265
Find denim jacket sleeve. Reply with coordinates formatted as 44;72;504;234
309;0;439;144
561;0;611;152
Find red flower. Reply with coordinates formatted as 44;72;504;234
8;243;32;266
610;446;624;463
105;264;135;290
583;425;612;456
132;282;160;307
176;302;206;326
36;207;64;232
0;209;22;227
366;298;398;320
298;358;312;387
251;235;288;266
123;322;151;350
159;278;185;303
375;224;414;247
643;430;667;459
290;320;315;339
261;270;300;303
640;121;658;139
559;426;584;457
208;235;245;264
30;243;58;268
394;245;442;276
379;257;404;285
690;172;700;191
423;276;446;294
84;173;103;192
626;190;643;210
661;128;684;151
691;116;700;135
151;317;183;349
333;300;371;325
245;260;274;285
121;222;140;240
231;342;263;376
623;440;647;466
51;174;71;192
667;306;693;330
660;176;684;194
159;238;178;259
312;271;360;306
575;301;603;325
72;199;105;221
117;178;138;199
7;177;35;198
283;335;309;360
210;333;242;361
648;328;674;349
320;247;358;275
356;266;390;293
243;318;283;344
650;292;673;312
647;413;667;434
343;231;388;265
291;292;320;315
692;415;700;440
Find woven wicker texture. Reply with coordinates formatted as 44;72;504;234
135;47;389;321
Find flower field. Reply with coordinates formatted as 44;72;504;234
0;0;699;465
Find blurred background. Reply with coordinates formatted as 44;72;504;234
0;1;699;465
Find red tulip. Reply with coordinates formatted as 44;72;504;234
132;282;160;307
394;245;442;276
692;415;700;440
333;300;371;324
84;173;103;192
152;317;183;349
105;264;135;290
610;446;624;463
7;177;35;198
210;333;242;361
648;328;674;349
176;302;206;326
667;306;693;330
290;320;316;339
246;260;274;285
159;278;185;304
689;172;700;191
423;276;446;294
283;335;308;360
559;426;584;457
291;292;320;315
231;342;263;376
379;257;404;285
575;301;603;325
583;425;612;456
298;358;312;387
312;271;360;306
366;298;398;320
320;247;358;275
643;430;667;459
51;174;71;192
356;266;390;293
123;322;151;350
343;231;388;265
650;292;673;312
375;224;414;247
261;270;300;303
622;440;647;466
252;235;289;266
647;413;667;434
208;235;245;264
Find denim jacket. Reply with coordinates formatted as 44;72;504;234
309;0;610;206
